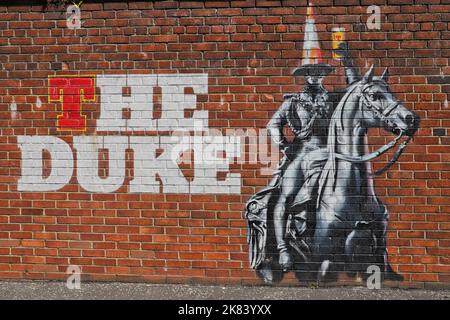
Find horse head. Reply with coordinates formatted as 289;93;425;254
318;65;421;203
357;65;420;137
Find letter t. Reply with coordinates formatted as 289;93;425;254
49;76;95;131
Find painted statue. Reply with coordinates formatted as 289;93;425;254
267;62;334;272
245;5;420;284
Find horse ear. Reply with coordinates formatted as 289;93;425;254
381;67;389;82
363;64;374;83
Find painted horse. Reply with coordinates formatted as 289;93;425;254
313;65;420;281
246;65;420;283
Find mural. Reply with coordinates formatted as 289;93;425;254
245;4;420;283
17;73;243;194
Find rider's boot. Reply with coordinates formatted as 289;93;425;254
274;202;293;271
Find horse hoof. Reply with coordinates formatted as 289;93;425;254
256;260;279;284
317;260;337;282
383;264;404;282
257;269;274;285
279;251;293;271
383;270;404;282
318;260;330;278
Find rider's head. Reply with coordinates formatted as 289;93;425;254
293;63;334;88
304;74;324;86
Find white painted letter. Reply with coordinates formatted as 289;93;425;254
157;74;208;131
17;135;73;191
96;74;157;132
74;136;127;193
129;136;190;194
154;136;190;193
190;134;241;194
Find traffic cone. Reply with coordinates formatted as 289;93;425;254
293;2;333;77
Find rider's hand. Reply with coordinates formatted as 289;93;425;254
335;42;349;59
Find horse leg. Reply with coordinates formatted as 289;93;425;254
273;157;304;271
344;224;377;279
372;215;404;281
313;208;342;282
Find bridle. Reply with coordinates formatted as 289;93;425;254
360;82;400;127
334;81;412;176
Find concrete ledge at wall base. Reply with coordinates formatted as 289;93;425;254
0;279;449;300
0;275;449;291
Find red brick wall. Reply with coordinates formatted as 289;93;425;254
0;0;448;288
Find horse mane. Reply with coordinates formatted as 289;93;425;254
316;81;362;208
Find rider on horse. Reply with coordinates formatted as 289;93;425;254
267;62;334;271
268;42;360;272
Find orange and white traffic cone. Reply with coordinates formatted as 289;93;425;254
293;2;333;77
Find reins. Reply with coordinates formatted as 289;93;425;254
332;81;412;176
335;130;412;176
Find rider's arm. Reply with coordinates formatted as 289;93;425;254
336;42;360;85
343;58;360;86
267;100;290;149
